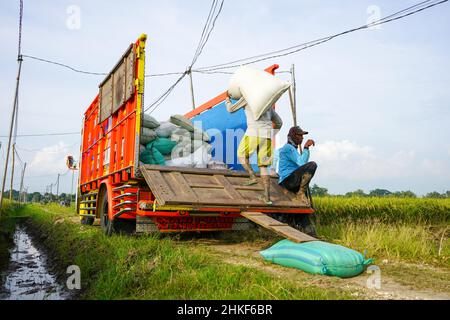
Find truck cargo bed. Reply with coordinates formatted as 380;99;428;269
139;165;311;211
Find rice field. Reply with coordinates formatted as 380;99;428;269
313;197;450;225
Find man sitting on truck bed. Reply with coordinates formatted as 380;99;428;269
225;92;282;205
278;126;317;206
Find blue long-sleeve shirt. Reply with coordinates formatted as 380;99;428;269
277;143;310;183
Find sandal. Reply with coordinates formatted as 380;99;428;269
258;195;273;206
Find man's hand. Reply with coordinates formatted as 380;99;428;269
225;91;231;103
304;139;315;149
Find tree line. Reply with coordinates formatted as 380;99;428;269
310;185;450;198
2;189;74;204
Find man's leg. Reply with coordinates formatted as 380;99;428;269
237;136;258;185
257;138;273;205
295;162;318;206
259;166;272;204
239;156;258;185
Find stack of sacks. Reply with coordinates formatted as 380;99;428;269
167;115;212;168
139;114;216;169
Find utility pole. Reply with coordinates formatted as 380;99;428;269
0;56;23;211
19;162;26;204
9;144;16;201
288;64;297;126
56;173;60;198
187;68;196;110
71;170;75;205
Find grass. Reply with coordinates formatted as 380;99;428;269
2;196;449;299
6;203;353;300
318;221;449;267
313;196;449;268
313;197;450;225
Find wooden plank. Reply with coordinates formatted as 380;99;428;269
168;172;199;203
141;164;278;178
241;212;317;243
214;175;247;205
140;169;175;205
190;183;224;189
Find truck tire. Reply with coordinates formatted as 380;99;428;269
99;187;114;236
98;186;135;235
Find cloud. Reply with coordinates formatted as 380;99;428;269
313;140;417;180
27;142;73;177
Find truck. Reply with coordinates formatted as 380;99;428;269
77;34;316;241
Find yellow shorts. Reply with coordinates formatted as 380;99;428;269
237;136;272;167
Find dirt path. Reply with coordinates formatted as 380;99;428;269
194;238;450;300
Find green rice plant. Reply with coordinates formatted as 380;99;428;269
317;220;449;267
313;197;450;225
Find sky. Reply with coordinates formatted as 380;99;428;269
0;0;449;196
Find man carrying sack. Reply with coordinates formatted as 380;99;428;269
225;94;283;205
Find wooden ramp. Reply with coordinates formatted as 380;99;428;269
241;212;317;243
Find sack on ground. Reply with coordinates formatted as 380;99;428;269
156;122;179;138
142;114;160;129
229;66;291;120
260;240;373;278
141;128;157;144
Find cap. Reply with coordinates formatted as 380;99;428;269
288;126;309;137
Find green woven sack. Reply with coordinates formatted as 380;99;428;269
260;240;373;278
150;138;177;156
140;145;166;165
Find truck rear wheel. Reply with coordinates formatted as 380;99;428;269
99;186;135;235
99;187;114;236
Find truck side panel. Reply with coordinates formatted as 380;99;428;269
79;35;146;192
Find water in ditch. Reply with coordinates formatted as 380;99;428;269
0;224;69;300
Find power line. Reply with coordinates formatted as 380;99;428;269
145;71;185;78
191;0;217;66
144;0;225;114
143;73;187;114
194;0;448;72
14;147;24;166
22;54;107;76
191;0;224;66
15;143;79;153
0;132;79;138
23;54;187;78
